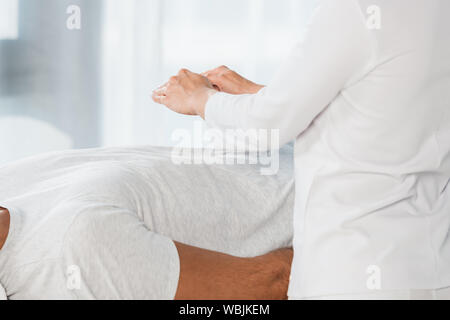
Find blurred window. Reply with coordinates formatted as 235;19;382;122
0;0;18;39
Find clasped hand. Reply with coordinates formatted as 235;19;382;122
152;66;264;119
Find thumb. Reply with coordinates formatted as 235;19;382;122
204;73;223;89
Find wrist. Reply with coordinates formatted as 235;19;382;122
245;248;293;300
195;88;217;119
247;82;265;94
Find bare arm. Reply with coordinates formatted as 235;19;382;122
0;208;10;251
174;242;293;300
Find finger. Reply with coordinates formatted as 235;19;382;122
202;65;223;77
151;92;161;104
158;95;168;104
169;76;179;84
209;65;229;77
153;95;168;105
178;68;192;77
152;83;168;99
154;81;168;91
205;72;219;81
202;68;219;77
153;86;167;96
202;69;218;78
152;92;166;104
152;90;167;104
203;73;222;90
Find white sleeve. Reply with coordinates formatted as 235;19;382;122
205;0;374;148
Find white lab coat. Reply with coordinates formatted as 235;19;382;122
205;0;450;298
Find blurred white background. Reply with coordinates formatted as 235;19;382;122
0;0;317;165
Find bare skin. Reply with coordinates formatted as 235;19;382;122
174;242;293;300
202;66;265;95
152;68;216;118
0;208;10;251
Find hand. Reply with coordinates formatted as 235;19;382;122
202;65;265;95
152;69;217;118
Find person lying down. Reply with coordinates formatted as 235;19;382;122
0;145;295;300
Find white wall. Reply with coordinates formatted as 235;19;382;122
101;0;318;148
0;0;317;165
